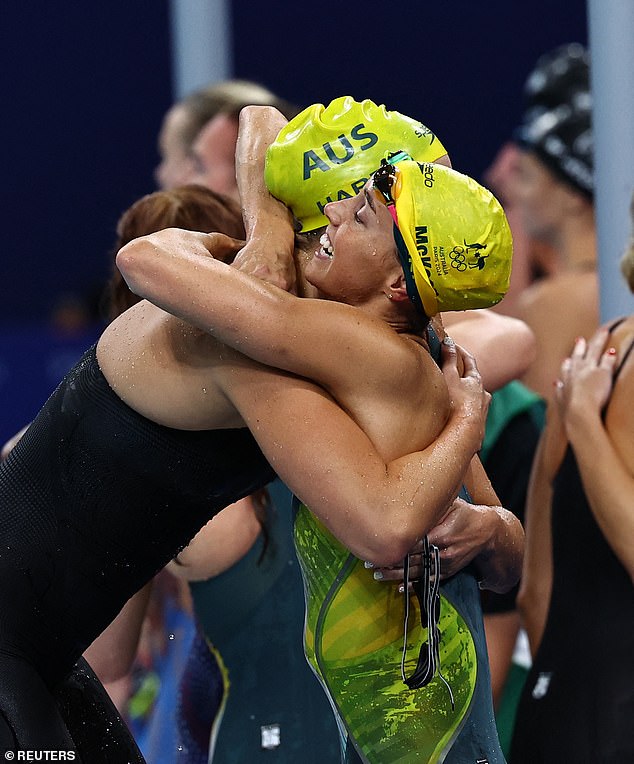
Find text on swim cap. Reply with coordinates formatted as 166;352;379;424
416;226;440;298
316;177;368;215
303;123;379;180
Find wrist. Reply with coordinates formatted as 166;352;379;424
449;406;484;455
565;405;602;445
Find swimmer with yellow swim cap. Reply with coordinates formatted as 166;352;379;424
265;95;451;233
263;98;513;763
369;154;512;317
117;99;521;763
265;96;511;319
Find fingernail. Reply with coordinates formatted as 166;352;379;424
373;571;383;581
364;561;374;569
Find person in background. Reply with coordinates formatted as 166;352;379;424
467;44;594;753
511;43;597;403
155;79;300;195
510;191;634;763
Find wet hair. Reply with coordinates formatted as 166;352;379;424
515;43;593;198
104;184;245;320
172;79;301;156
620;191;634;293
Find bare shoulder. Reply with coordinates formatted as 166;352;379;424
285;296;437;393
97;301;241;430
518;271;596;310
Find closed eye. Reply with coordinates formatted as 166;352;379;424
354;197;368;224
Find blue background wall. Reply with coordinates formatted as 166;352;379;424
0;1;587;441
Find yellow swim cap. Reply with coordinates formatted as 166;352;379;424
373;159;512;317
264;96;448;232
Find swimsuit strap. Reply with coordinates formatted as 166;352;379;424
607;317;634;384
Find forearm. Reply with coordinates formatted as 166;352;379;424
516;433;554;656
459;457;524;592
444;311;536;392
472;505;524;593
117;229;297;357
249;382;484;565
234;105;296;290
83;583;152;682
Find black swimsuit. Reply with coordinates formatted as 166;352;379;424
0;344;275;759
510;322;634;763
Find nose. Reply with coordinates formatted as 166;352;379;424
323;196;349;225
154;162;166;190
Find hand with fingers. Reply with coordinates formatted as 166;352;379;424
368;497;494;591
556;327;618;430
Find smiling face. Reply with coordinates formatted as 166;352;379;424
304;180;401;306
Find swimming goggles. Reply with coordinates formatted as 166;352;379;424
370;155;428;320
400;535;455;708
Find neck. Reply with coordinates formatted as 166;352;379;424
294;234;423;336
550;206;597;275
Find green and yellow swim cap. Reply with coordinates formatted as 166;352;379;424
373;159;512;317
264;96;448;232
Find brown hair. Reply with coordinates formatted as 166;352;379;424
174;79;300;155
104;184;245;320
620;190;634;294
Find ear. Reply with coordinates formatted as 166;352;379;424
388;271;410;303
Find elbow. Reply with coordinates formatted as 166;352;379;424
115;238;151;296
83;648;134;684
115;242;137;291
511;319;538;377
362;526;422;568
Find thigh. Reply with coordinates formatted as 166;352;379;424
0;654;77;756
54;658;146;764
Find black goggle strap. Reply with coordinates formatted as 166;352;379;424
372;157;426;318
392;224;428;320
401;536;455;709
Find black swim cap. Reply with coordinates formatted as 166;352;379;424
523;43;590;118
515;43;593;198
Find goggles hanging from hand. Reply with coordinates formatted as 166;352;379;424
400;535;455;709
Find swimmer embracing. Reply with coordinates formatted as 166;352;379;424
0;101;515;760
117;101;525;763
